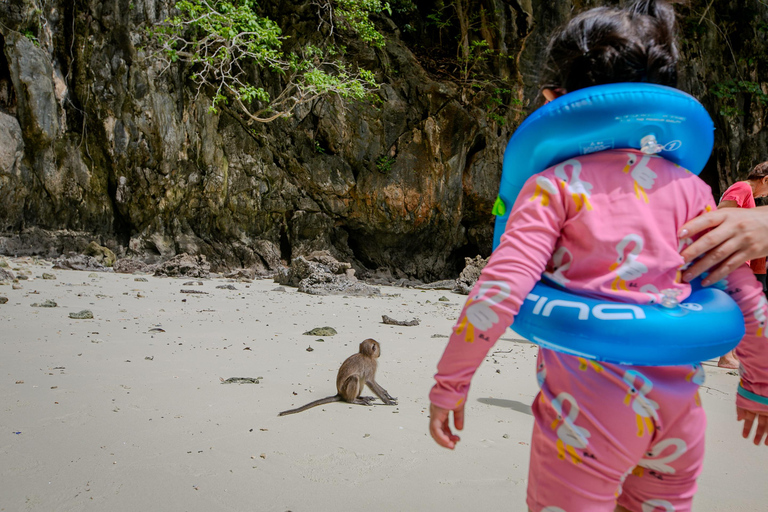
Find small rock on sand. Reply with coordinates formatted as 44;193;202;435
303;327;337;336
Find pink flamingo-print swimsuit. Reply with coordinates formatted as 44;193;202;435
430;150;768;512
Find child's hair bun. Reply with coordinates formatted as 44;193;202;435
542;0;680;94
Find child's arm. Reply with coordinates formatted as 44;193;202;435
718;264;768;445
429;172;567;443
689;185;768;445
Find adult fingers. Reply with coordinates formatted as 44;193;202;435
680;225;734;265
683;246;750;284
679;210;726;240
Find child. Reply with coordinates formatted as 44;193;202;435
428;2;768;512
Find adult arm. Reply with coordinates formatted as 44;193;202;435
679;205;768;285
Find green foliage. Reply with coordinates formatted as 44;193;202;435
150;0;382;123
335;0;391;48
376;155;396;173
22;30;40;46
711;79;768;117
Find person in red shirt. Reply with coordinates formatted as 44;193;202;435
716;160;768;368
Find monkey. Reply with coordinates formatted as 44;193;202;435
278;338;397;416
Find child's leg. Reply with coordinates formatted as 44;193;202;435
526;350;704;512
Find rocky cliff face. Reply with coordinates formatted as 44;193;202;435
1;1;766;280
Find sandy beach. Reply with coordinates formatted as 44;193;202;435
1;258;766;512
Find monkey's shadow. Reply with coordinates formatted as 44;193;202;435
477;398;533;416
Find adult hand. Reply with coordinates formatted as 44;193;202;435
737;406;768;445
429;402;464;449
679;206;768;285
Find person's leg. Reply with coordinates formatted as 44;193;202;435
717;349;739;369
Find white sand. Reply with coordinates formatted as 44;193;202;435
0;259;765;511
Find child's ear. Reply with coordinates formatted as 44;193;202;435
542;88;566;103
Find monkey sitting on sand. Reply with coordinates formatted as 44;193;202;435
278;338;397;416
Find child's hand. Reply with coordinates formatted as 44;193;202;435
429;402;464;449
737;406;768;445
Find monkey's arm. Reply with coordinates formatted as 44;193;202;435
367;380;397;405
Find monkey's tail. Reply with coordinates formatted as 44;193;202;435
278;395;342;416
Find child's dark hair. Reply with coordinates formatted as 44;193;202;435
541;0;680;93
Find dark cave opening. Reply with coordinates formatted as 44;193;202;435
0;33;17;116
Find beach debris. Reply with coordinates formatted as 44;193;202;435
15;380;23;384
303;326;337;336
271;286;286;292
145;356;154;361
216;284;237;290
147;326;166;333
88;273;99;278
134;277;148;282
454;255;489;295
438;296;450;301
69;310;94;319
431;334;448;338
220;377;262;384
41;273;56;280
306;346;314;352
180;289;208;294
84;241;117;267
31;299;57;307
0;297;7;304
53;253;107;272
154;253;210;278
381;315;420;326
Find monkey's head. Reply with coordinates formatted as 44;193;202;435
359;338;380;358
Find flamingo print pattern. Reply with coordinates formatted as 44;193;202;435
622;153;658;203
543;246;573;286
609;234;648;291
636;438;688;477
554;159;593;211
454;280;511;343
641;499;675;512
549;392;592;465
530;176;559;207
623;370;659;437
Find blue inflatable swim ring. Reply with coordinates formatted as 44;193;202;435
493;83;745;366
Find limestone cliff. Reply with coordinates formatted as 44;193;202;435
0;1;766;280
